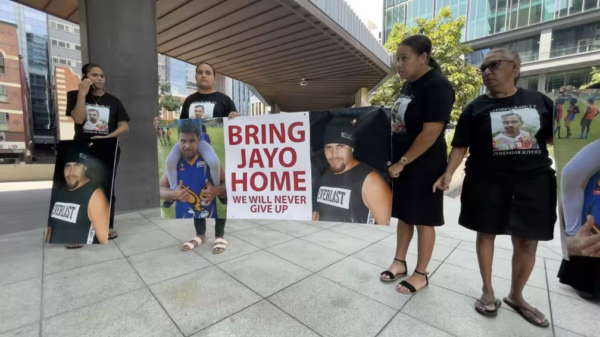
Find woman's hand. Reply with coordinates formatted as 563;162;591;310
388;163;404;178
432;172;453;192
228;112;239;120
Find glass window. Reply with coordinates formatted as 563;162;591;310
59;59;67;65
517;0;531;28
529;0;543;24
495;0;507;33
569;0;584;14
518;75;539;90
583;0;597;10
509;0;519;30
551;23;600;57
0;85;8;102
57;23;64;30
51;39;57;46
485;0;497;37
50;21;56;29
75;45;81;51
58;41;65;47
545;68;592;91
74;28;80;35
558;0;569;16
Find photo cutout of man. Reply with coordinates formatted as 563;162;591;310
159;120;226;219
46;143;110;245
314;118;392;225
492;111;539;151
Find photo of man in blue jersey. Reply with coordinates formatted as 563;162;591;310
159;119;228;252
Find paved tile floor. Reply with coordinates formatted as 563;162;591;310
1;197;598;337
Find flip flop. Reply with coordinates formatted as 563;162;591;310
108;231;118;240
380;258;407;282
66;244;83;249
475;298;502;317
503;297;549;328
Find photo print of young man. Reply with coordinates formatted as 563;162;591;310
157;118;228;220
46;139;118;244
555;88;600;258
310;107;393;225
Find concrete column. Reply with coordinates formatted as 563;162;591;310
537;73;547;93
539;29;552;61
272;103;281;114
354;87;369;107
78;0;159;212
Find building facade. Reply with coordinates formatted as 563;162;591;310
0;21;31;164
383;0;600;93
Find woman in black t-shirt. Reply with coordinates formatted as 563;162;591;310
379;35;455;295
65;63;131;248
435;48;555;327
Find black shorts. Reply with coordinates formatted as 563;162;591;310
581;119;592;128
459;173;557;241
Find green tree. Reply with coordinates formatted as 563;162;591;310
580;67;600;89
370;7;482;121
159;82;183;112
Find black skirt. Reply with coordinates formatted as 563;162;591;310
392;141;446;226
557;256;600;298
459;173;557;241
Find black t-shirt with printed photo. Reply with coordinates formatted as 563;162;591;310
452;88;554;178
179;91;237;120
66;91;131;142
391;69;455;162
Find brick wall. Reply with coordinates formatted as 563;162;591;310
0;22;25;155
55;65;81;140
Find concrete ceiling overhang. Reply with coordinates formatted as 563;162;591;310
14;0;393;112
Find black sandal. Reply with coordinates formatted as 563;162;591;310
475;298;502;317
503;297;549;328
380;258;407;282
397;269;429;294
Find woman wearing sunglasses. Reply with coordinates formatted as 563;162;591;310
434;48;555;327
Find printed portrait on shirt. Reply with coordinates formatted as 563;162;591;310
83;105;110;135
189;102;216;119
490;108;540;152
391;95;411;134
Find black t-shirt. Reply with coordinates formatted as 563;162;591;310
66;91;131;141
179;91;237;119
452;88;554;178
391;69;455;160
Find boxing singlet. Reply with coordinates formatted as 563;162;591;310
48;181;102;244
316;162;376;224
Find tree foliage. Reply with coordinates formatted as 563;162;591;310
159;82;183;112
370;7;482;121
580;67;600;89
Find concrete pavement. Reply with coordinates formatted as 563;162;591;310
1;192;597;337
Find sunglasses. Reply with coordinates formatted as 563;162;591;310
479;60;513;73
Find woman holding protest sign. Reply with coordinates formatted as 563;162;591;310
65;63;130;249
380;35;455;296
435;48;555;327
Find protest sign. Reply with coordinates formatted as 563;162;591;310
224;113;312;220
554;88;600;259
310;107;393;225
157;118;228;219
46;139;118;244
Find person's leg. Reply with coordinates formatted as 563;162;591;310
508;236;547;324
398;225;435;293
381;221;413;280
198;140;220;186
475;232;497;311
166;143;182;190
213;218;227;253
